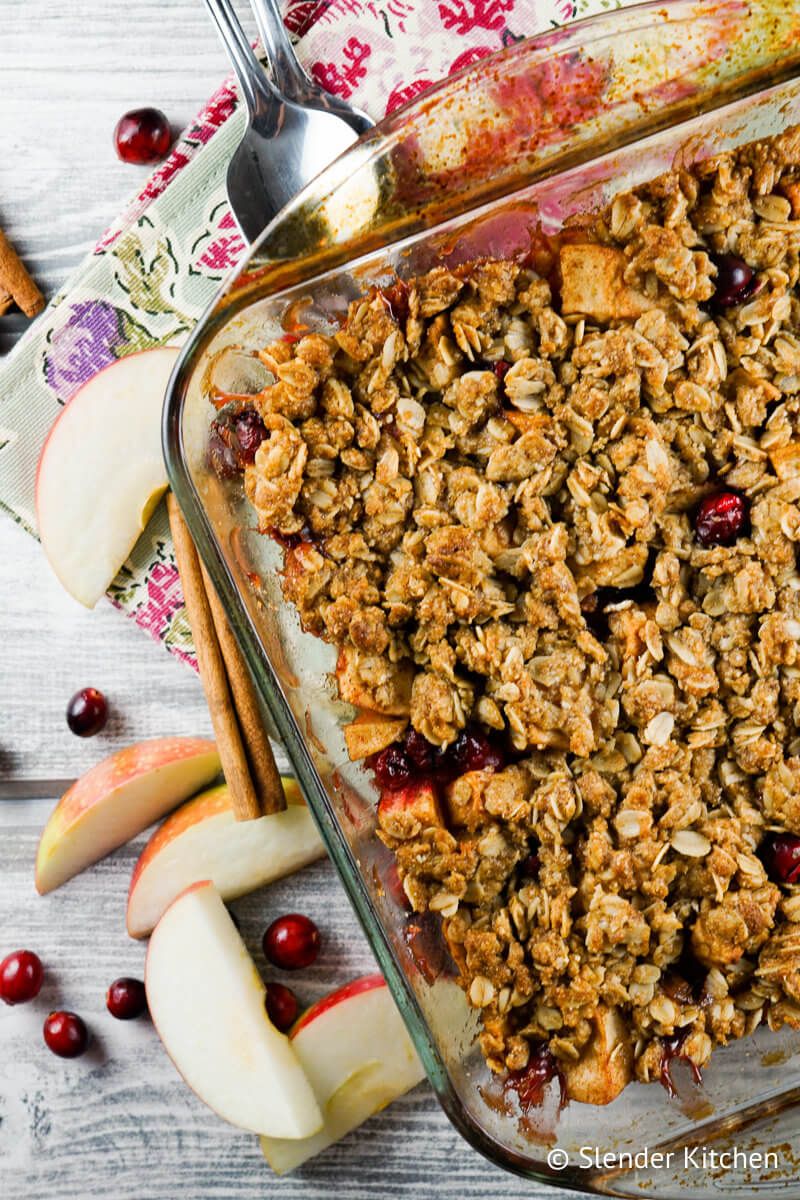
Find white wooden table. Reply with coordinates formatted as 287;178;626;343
0;3;584;1195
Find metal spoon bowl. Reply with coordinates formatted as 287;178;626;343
203;0;373;244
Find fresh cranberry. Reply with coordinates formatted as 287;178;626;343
694;491;747;547
763;833;800;884
43;1011;89;1058
432;746;455;783
265;982;299;1032
493;359;511;381
371;744;414;791
0;950;43;1005
263;914;321;970
505;1043;567;1112
712;254;758;308
106;978;147;1020
66;687;108;737
378;726;504;789
403;729;434;773
114;107;172;165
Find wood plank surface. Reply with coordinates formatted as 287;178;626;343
0;2;583;1195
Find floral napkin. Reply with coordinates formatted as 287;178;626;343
0;0;629;670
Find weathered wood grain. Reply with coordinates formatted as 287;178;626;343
0;3;583;1195
0;802;574;1200
0;520;216;781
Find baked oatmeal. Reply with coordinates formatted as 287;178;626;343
209;123;800;1107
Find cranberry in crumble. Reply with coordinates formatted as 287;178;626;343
694;491;747;547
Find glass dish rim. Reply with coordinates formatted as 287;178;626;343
163;3;800;1187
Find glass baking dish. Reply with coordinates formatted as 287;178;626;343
163;1;800;1191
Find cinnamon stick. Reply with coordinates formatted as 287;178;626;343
167;492;262;822
0;228;44;318
199;560;286;815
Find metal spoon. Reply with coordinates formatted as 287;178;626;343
202;0;373;243
247;0;373;133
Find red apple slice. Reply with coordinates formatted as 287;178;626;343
146;880;322;1138
126;778;326;939
260;974;424;1173
36;346;179;607
36;737;221;894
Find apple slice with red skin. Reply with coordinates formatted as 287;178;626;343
260;974;424;1173
36;737;221;894
36;345;179;607
146;880;322;1138
126;777;326;939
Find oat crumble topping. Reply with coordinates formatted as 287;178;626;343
212;124;800;1107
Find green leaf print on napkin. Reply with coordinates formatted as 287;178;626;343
113;219;193;332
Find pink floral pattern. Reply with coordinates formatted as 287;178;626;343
366;0;416;36
448;44;495;74
386;76;434;113
311;36;372;99
437;0;515;35
137;561;196;667
284;1;329;36
194;210;246;274
191;85;239;144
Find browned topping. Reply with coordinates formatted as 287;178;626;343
216;123;800;1105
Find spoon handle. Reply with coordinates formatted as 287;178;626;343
201;0;281;116
247;0;374;133
247;0;310;102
